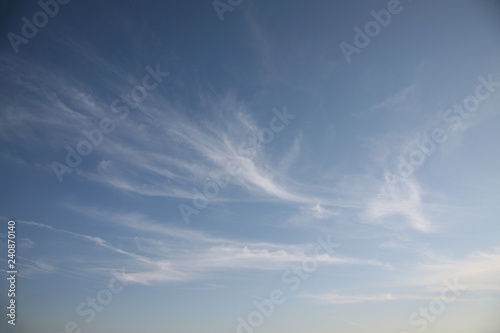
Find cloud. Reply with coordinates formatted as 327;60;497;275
331;316;368;329
18;220;152;264
304;245;500;305
304;292;398;304
378;238;429;255
370;84;417;112
278;133;302;173
118;243;392;285
405;246;500;293
364;177;431;232
9;258;57;278
287;203;340;227
66;94;357;212
1;44;366;224
244;8;274;72
302;291;450;305
2;51;315;206
352;84;417;117
21;215;393;285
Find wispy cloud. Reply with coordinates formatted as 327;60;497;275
17;259;56;277
304;292;402;305
278;133;302;173
405;246;500;293
351;84;417;117
370;84;417;112
363;177;431;232
304;244;500;305
22;214;393;285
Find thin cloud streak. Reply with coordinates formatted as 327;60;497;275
21;216;393;285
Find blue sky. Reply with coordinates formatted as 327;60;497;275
1;0;500;332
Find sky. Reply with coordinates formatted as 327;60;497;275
1;0;500;332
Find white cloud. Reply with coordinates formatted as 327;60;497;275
304;245;500;305
405;247;500;293
21;215;393;285
304;292;398;304
364;177;431;232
